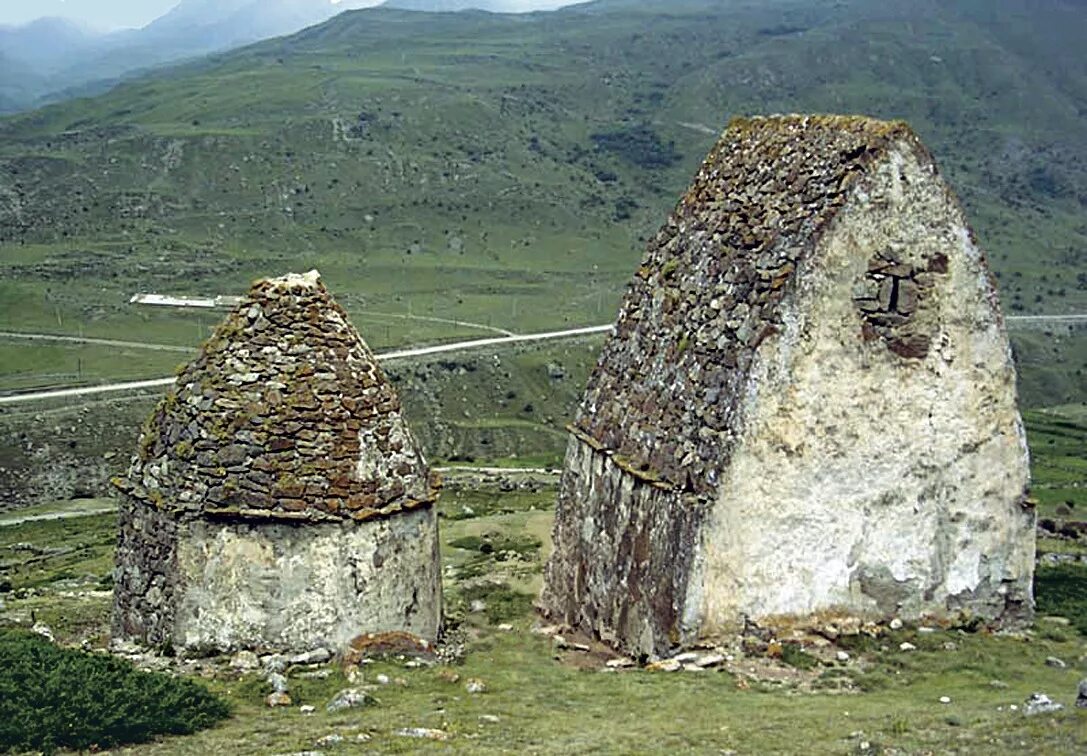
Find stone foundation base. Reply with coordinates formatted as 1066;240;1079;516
112;504;441;653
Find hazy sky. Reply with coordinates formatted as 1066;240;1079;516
0;0;582;31
0;0;181;30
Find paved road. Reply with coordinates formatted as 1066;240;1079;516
4;312;1081;407
0;324;614;406
377;324;612;361
0;331;194;352
0;505;117;528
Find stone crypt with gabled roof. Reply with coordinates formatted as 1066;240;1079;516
542;115;1035;657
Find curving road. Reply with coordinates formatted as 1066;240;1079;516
0;324;614;406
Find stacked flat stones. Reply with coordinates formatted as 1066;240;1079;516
114;270;435;522
575;115;924;497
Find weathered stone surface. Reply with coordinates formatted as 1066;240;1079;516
542;115;1034;657
116;270;436;523
112;271;441;653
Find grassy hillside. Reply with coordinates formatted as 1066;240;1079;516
0;0;1085;491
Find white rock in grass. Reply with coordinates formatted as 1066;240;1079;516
326;688;377;713
396;728;451;741
1024;693;1063;716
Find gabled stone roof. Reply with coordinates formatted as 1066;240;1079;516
574;115;928;496
115;270;435;522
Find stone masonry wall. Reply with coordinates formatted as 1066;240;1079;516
541;433;708;657
115;271;435;523
112;498;180;648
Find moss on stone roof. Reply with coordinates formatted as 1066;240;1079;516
574;114;929;495
115;271;435;522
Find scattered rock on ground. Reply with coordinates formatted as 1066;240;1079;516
30;623;54;642
326;688;378;713
291;648;332;666
268;672;289;694
695;653;726;668
889;618;903;630
647;659;682;672
465;678;487;694
300;705;316;715
266;692;293;708
1024;693;1064;716
437;668;461;684
899;642;917;652
1045;656;1067;669
606;657;636;669
396;728;451;741
836;651;851;662
1076;679;1087;709
262;654;288;673
230;650;260;671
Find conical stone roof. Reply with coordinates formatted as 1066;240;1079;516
115;270;436;522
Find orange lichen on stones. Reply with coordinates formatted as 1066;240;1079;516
114;270;436;522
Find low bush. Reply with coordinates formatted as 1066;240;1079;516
590;125;681;169
0;629;230;754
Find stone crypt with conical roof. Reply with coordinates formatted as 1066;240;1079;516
112;271;440;653
542;115;1035;657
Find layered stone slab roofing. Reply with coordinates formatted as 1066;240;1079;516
112;271;441;653
543;115;1035;657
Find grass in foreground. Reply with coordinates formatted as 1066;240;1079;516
0;481;1085;754
0;629;229;754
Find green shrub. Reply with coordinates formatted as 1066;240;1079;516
1035;563;1087;635
779;642;818;670
590;125;681;169
0;629;230;754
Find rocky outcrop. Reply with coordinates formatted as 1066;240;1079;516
112;271;441;653
543;115;1034;657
